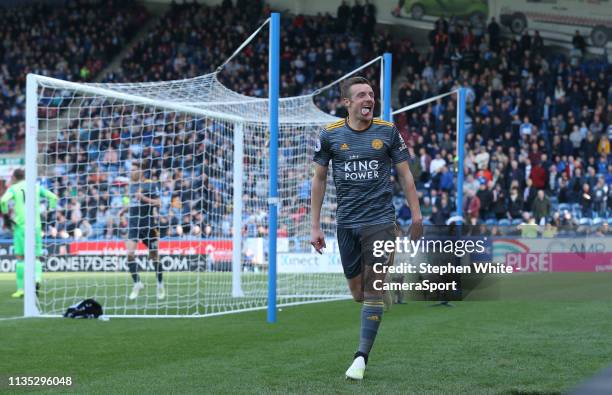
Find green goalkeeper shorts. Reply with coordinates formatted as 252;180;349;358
13;225;43;256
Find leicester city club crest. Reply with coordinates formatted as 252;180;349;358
371;139;383;150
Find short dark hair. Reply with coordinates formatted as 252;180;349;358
340;76;372;100
13;168;24;181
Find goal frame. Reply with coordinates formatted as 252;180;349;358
23;73;248;317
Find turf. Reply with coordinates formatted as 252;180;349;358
1;272;612;394
21;272;348;316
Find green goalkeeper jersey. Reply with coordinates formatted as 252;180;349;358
0;180;58;229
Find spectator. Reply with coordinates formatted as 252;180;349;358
487;17;500;51
464;189;481;222
463;174;480;197
572;30;587;55
439;165;454;192
421;196;433;219
336;1;350;31
508;187;523;219
581;132;598;160
532;190;551;224
580;184;593;217
519;213;539;238
592;177;608;217
476;181;493;220
429;153;446;174
597;134;610;156
529;160;547;190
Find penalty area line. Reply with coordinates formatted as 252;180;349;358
0;316;27;321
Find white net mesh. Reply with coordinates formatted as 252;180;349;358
31;72;348;317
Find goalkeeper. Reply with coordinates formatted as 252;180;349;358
0;168;57;298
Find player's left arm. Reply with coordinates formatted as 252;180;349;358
138;183;161;207
390;126;423;239
138;195;161;207
39;186;59;210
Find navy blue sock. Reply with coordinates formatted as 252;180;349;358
358;296;384;356
128;259;140;283
153;260;163;284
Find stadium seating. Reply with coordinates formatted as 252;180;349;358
485;218;497;226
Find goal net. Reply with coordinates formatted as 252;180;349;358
25;68;356;317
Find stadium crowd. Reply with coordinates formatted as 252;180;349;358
0;0;149;153
391;16;611;236
0;1;610;242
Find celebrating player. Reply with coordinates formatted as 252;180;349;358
310;77;423;380
123;161;164;300
0;168;57;298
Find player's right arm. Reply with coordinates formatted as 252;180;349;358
311;164;328;253
0;186;15;230
0;186;14;214
310;129;332;254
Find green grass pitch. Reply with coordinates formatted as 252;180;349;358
1;272;612;394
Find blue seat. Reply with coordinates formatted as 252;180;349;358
558;203;570;212
498;219;511;227
592;218;604;226
397;218;411;227
511;219;522;226
571;203;582;212
578;218;592;226
485;218;497;226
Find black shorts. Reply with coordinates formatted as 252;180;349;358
128;218;159;250
336;222;397;279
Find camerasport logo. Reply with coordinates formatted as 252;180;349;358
342;159;380;180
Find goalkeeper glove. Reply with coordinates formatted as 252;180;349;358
2;213;14;231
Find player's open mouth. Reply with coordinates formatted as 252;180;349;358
361;106;372;116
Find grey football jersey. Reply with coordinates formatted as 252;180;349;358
129;180;161;220
313;118;409;228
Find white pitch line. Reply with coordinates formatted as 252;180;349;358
0;316;25;321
